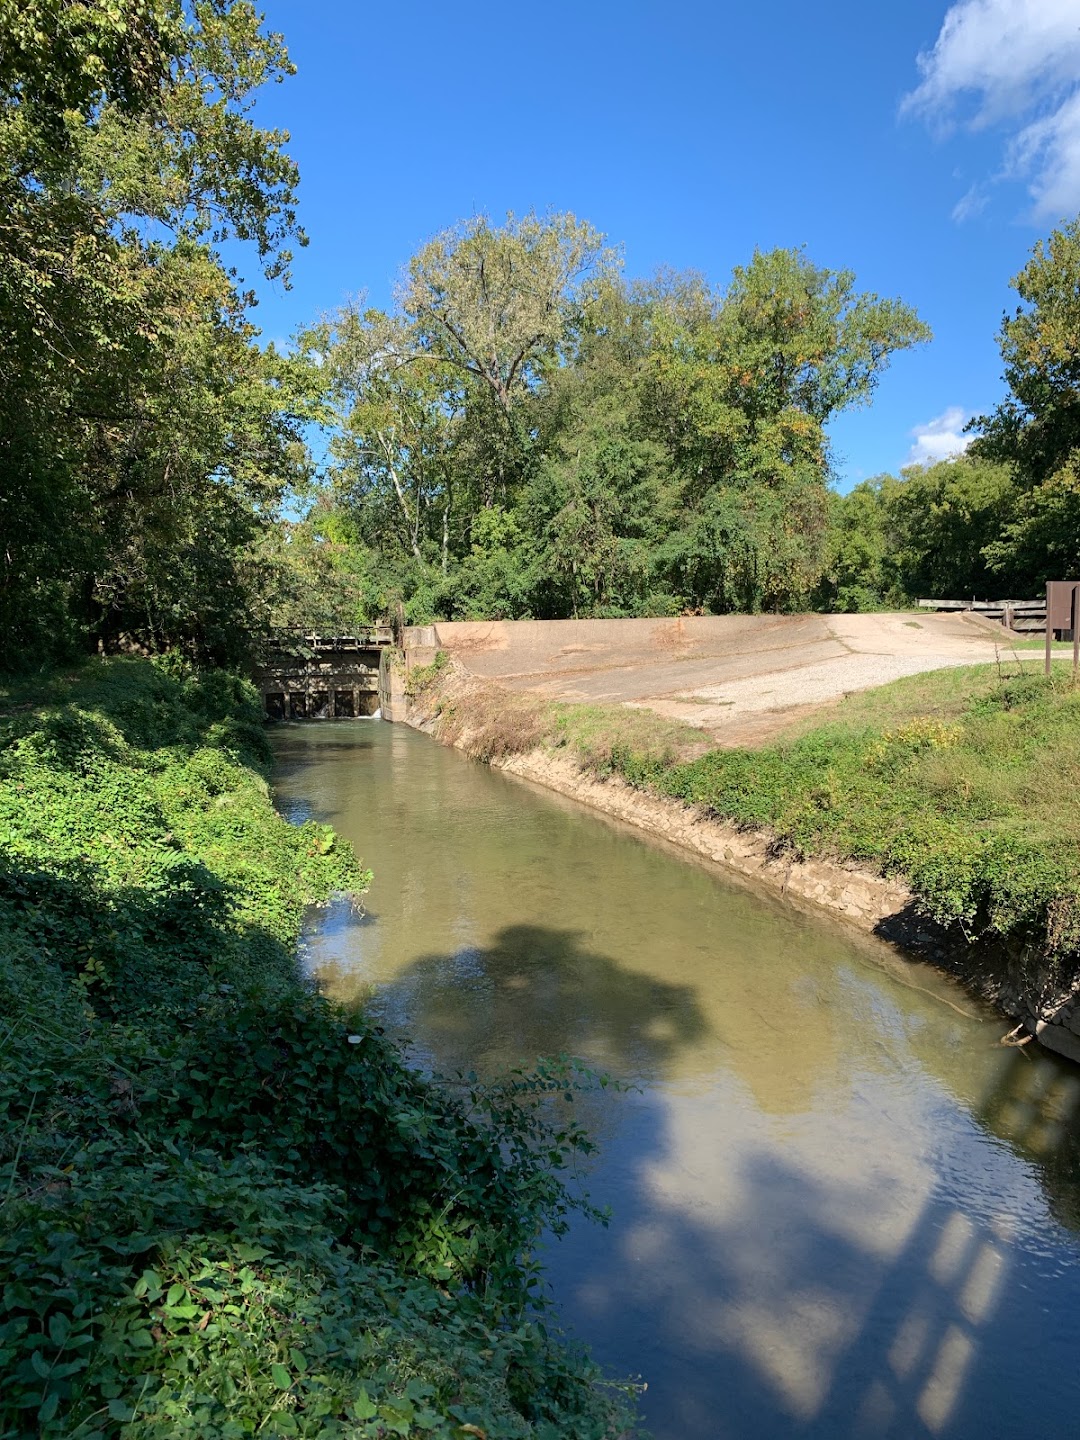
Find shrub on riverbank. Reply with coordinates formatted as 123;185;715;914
0;660;633;1438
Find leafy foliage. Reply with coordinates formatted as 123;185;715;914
0;660;634;1438
296;221;928;627
0;1;313;668
816;455;1018;610
823;217;1080;611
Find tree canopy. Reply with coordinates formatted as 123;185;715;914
0;0;309;667
822;218;1080;613
8;2;1080;666
301;218;930;627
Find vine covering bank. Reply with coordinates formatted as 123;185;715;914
0;659;634;1439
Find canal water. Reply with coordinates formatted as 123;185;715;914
272;721;1080;1440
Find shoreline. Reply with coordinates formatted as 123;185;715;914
403;671;1080;1067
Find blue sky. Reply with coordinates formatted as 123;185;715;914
241;0;1080;491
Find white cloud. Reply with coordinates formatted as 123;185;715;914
907;407;974;466
903;0;1080;220
950;181;988;222
1006;87;1080;220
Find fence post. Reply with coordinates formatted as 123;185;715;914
1047;583;1052;676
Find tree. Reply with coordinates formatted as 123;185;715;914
310;231;928;624
973;219;1080;589
309;213;622;614
885;456;1018;600
523;277;680;618
0;0;308;665
307;307;465;570
528;398;674;618
814;481;891;612
816;457;1019;612
638;248;930;610
400;211;618;421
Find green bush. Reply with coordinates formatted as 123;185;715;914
0;659;634;1438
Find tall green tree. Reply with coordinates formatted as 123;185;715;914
0;0;308;665
308;212;621;620
639;248;931;610
974;219;1080;587
401;211;617;438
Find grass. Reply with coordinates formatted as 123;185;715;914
0;658;635;1440
416;665;705;770
1004;637;1078;652
621;661;1080;966
421;655;1080;986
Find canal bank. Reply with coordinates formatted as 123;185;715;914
0;659;632;1439
394;655;1080;1066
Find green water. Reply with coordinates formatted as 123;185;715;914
272;721;1080;1440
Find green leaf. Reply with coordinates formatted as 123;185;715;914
234;1243;269;1262
352;1390;377;1420
271;1363;292;1391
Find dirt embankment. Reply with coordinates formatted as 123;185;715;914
405;611;1009;747
404;661;1080;1067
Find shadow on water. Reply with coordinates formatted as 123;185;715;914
321;922;710;1081
539;1054;1080;1440
352;928;1080;1440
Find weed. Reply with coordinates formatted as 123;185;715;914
404;649;450;698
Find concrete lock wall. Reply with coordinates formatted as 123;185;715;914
258;650;383;720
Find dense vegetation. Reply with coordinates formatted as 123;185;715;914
286;224;929;626
639;667;1080;963
4;2;1080;1429
0;659;633;1437
0;0;314;669
5;2;1080;659
279;212;1080;630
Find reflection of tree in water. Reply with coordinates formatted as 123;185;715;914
366;923;711;1083
973;1048;1080;1231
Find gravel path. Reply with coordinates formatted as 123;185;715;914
694;652;979;712
646;650;983;743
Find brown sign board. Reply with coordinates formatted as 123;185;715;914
1046;581;1080;675
1046;581;1080;631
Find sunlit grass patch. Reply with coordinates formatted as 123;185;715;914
552;702;707;772
545;661;1080;965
